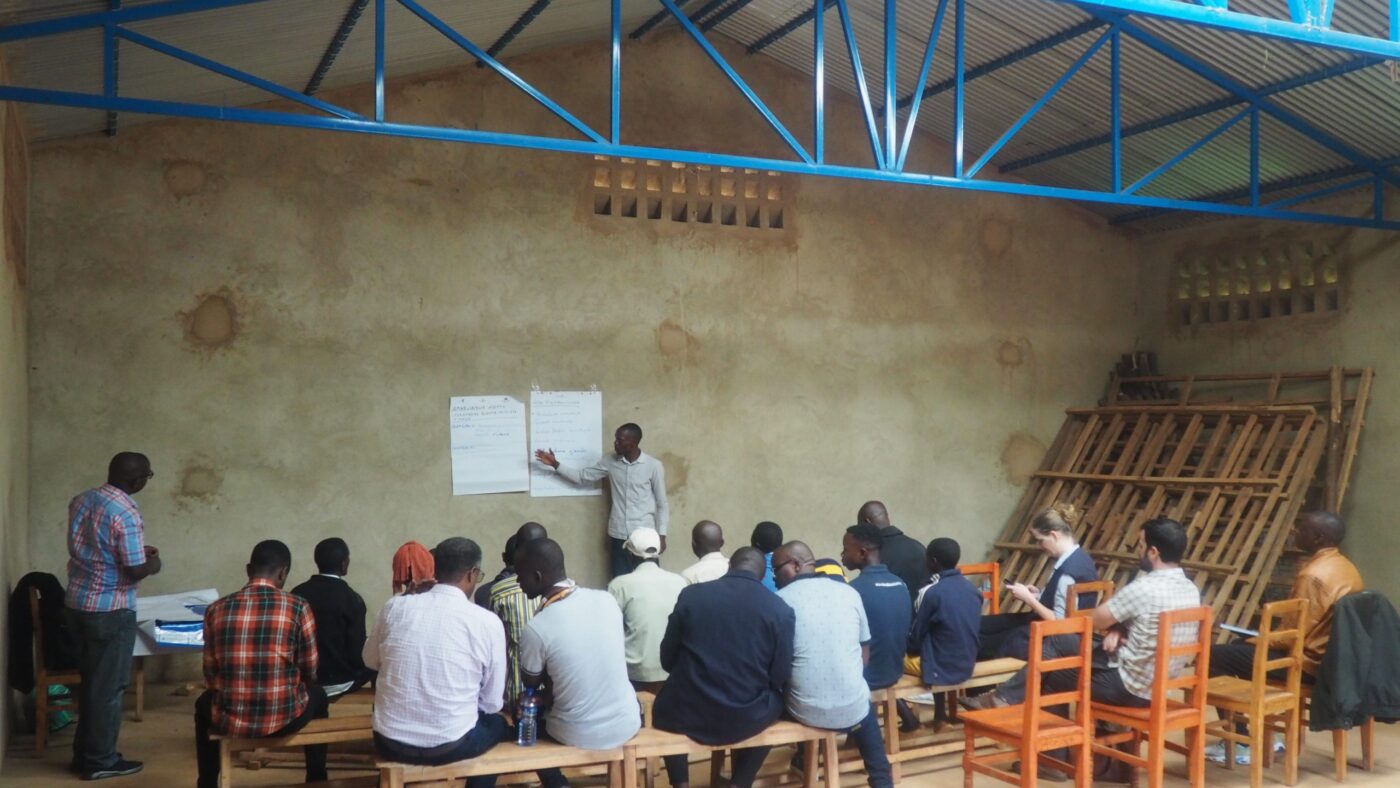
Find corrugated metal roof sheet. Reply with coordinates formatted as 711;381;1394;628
3;0;1398;224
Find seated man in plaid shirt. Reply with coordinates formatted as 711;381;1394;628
195;540;328;788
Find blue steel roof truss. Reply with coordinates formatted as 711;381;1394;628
1;0;1399;229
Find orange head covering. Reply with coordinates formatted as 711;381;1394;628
392;541;435;594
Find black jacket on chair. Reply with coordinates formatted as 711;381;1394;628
7;572;80;693
1311;591;1400;731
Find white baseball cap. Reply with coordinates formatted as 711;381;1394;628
625;528;662;559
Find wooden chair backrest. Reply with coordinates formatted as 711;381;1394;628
1256;597;1309;697
28;587;54;678
1148;606;1212;723
960;561;1001;614
1023;615;1094;736
1066;580;1116;618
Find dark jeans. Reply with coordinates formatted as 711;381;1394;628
374;714;512;788
664;746;771;788
978;612;1036;660
68;607;136;772
609;537;638;578
995;633;1085;704
1210;640;1314;734
1040;648;1151;708
195;685;329;788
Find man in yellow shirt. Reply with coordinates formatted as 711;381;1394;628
1208;511;1363;764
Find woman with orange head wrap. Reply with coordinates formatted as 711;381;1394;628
391;541;435;595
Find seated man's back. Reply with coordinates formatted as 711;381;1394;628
1106;558;1202;699
291;537;370;692
607;529;687;686
204;578;317;736
906;539;983;687
653;553;795;743
778;570;870;728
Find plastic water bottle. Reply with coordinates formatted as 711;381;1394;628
517;689;538;747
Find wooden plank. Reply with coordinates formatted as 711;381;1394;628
1031;472;1283;486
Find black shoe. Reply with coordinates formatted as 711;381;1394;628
83;759;143;780
896;699;922;733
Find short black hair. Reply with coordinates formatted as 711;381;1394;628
432;537;483;583
751;521;783;553
502;534;521;565
1305;511;1346;546
845;523;883;551
1142;517;1188;564
249;540;292;574
313;538;349;574
107;452;150;482
618;423;643;442
927;537;961;569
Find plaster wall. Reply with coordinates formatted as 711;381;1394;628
0;85;31;767
25;34;1139;665
1137;217;1400;603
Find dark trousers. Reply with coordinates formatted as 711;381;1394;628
195;686;329;788
68;607;136;772
664;746;771;788
1210;640;1314;734
996;633;1085;704
979;612;1036;660
374;715;513;788
1040;648;1151;708
609;537;638;578
844;705;893;788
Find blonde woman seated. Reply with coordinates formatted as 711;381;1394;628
961;503;1098;708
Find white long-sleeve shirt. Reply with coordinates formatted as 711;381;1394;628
556;451;670;538
363;584;506;747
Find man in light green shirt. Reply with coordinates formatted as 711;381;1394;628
607;528;687;690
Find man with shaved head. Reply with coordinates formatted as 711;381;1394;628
857;501;927;603
1206;511;1364;764
680;520;728;585
653;547;795;788
490;522;550;712
517;539;639;762
774;541;893;788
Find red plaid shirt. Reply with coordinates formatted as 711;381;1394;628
202;579;319;736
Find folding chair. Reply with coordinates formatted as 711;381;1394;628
1092;606;1212;788
1206;598;1309;788
961;615;1094;787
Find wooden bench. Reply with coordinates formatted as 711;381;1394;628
623;721;838;788
379;739;624;788
210;714;374;788
872;657;1026;781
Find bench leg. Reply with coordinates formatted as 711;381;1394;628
623;749;638;788
802;738;819;788
883;694;901;784
1361;718;1374;772
609;760;622;788
218;740;233;788
379;765;404;788
823;733;840;788
711;749;726;787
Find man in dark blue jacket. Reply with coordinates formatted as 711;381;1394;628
904;538;982;687
842;524;912;689
652;548;795;788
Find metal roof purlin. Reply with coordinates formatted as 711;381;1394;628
2;0;1399;229
483;0;557;65
304;0;370;96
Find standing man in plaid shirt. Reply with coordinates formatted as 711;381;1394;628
66;451;163;781
195;540;328;788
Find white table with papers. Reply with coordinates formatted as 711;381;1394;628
128;588;219;720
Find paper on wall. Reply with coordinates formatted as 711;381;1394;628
530;390;604;497
450;396;529;496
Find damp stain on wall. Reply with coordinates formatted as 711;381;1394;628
180;289;239;351
1000;431;1047;487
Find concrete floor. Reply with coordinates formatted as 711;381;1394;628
3;685;1397;787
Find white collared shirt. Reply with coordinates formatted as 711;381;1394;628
680;552;728;585
363;584;506;747
555;451;670;538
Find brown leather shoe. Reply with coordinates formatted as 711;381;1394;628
957;692;1008;712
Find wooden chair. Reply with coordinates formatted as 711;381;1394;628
1206;598;1309;788
961;615;1095;787
1066;580;1115;618
29;586;81;757
961;562;1002;614
1092;606;1213;788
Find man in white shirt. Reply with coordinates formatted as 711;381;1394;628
607;528;687;690
518;538;641;762
679;521;728;585
364;537;512;786
535;423;669;578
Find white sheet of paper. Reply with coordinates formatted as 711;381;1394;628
450;396;529;496
134;588;219;657
530;390;604;498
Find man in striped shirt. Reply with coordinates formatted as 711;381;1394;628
490;521;548;712
66;452;162;781
195;541;327;788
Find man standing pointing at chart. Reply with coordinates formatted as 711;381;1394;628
535;423;670;578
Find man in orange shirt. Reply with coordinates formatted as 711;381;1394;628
1208;511;1363;763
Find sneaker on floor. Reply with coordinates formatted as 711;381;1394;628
83;759;143;781
1204;741;1230;764
957;692;1008;712
1234;746;1253;766
905;691;936;705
